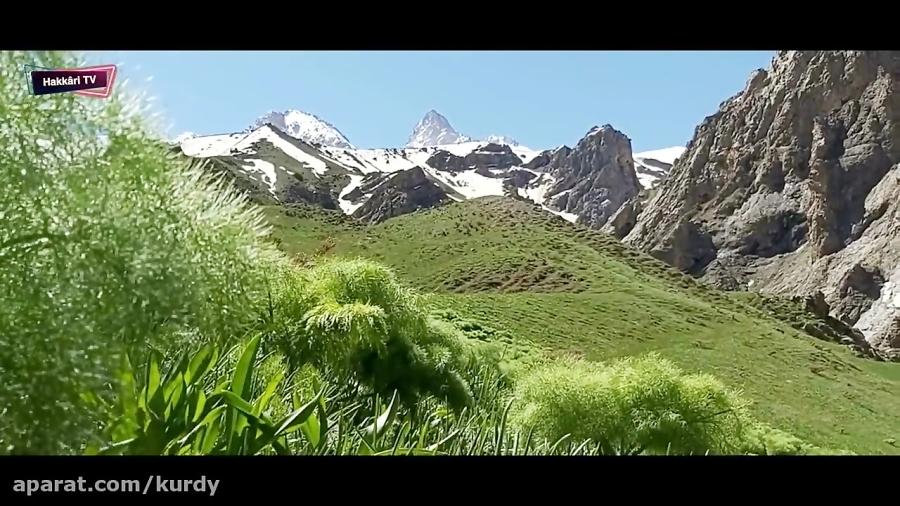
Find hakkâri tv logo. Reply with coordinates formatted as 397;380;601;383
25;63;117;98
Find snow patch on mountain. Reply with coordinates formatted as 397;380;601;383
252;110;354;149
633;146;687;166
181;133;245;157
632;146;686;189
519;175;579;223
485;135;519;146
172;131;197;144
241;159;279;199
234;125;329;176
328;148;420;174
423;167;505;199
338;174;366;215
633;167;663;189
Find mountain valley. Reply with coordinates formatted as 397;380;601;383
175;52;900;361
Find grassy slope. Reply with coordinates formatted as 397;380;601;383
264;197;900;454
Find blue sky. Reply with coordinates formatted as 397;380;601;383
88;51;774;152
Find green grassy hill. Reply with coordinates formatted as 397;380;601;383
264;196;900;454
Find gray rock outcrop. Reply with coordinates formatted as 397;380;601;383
351;166;451;224
623;51;900;354
526;125;642;228
426;143;523;173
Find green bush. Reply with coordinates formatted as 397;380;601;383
508;353;771;455
740;424;809;455
0;51;282;453
264;258;479;411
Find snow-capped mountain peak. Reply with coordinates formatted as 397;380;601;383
251;110;354;149
484;134;519;146
406;110;470;148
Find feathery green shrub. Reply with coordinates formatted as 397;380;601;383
264;258;481;411
0;51;282;453
508;353;769;455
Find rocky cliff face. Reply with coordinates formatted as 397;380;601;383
351;167;451;224
527;126;641;228
622;51;900;355
426;143;523;173
523;146;572;171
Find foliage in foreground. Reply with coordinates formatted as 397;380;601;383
95;332;596;455
0;51;281;454
98;329;821;456
508;354;819;455
263;259;485;412
94;335;327;455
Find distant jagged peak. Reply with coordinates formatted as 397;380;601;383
407;109;470;147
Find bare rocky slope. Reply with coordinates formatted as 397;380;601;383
615;51;900;356
523;126;642;228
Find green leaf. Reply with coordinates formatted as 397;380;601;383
299;413;321;448
315;397;328;451
364;390;399;445
231;334;261;401
191;390;208;424
186;345;214;384
225;336;261;453
271;438;291;456
215;391;261;421
549;433;572;454
201;420;221;454
292;390;302;411
164;353;190;385
417;421;429;449
145;354;161;405
427;429;461;452
146;356;167;420
495;398;514;455
254;368;285;416
573;439;592;455
391;420;411;455
522;426;535;456
356;432;375;456
376;448;436;456
171;404;227;453
196;404;228;428
96;438;137;455
274;394;320;437
113;359;139;440
165;375;185;413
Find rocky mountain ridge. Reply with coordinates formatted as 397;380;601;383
618;50;900;356
180;111;677;227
